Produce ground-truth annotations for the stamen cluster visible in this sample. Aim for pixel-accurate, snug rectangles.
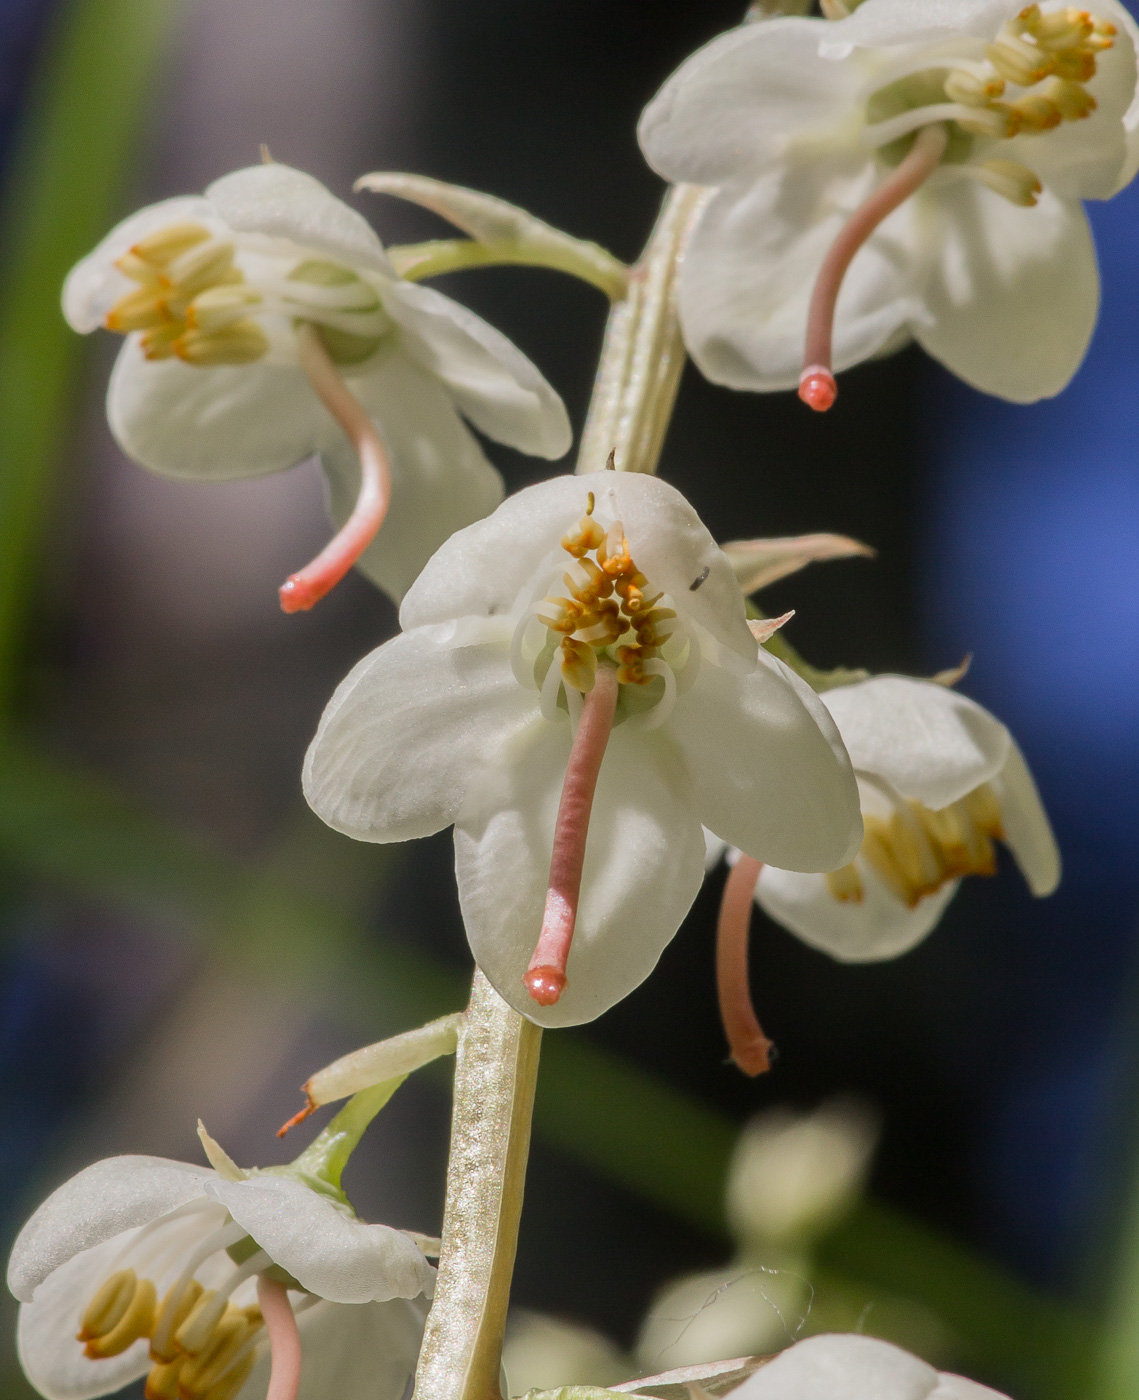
[536,494,677,694]
[826,783,1004,908]
[106,223,268,366]
[78,1260,264,1400]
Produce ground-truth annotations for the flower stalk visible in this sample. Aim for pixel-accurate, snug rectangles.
[413,972,542,1400]
[576,184,706,476]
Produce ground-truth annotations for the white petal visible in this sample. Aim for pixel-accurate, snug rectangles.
[821,676,1010,809]
[380,279,570,459]
[455,719,706,1028]
[671,651,862,873]
[638,19,862,184]
[8,1156,213,1304]
[818,0,1018,57]
[755,863,959,961]
[400,472,757,662]
[704,828,728,871]
[17,1233,153,1400]
[727,1333,942,1400]
[205,1177,433,1304]
[205,164,393,275]
[915,184,1099,403]
[62,196,220,333]
[991,738,1060,895]
[1096,0,1139,193]
[933,1377,1010,1400]
[323,352,504,602]
[679,169,926,392]
[106,349,322,480]
[303,627,535,844]
[238,1296,427,1400]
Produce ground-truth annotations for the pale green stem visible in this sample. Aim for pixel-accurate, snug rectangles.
[413,972,542,1400]
[575,184,707,476]
[389,238,628,301]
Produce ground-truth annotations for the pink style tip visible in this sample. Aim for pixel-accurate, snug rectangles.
[798,367,837,412]
[279,574,325,613]
[523,965,568,1006]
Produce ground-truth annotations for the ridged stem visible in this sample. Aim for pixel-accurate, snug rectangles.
[412,972,542,1400]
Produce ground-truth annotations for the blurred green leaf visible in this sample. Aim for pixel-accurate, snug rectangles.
[0,0,178,715]
[0,737,1098,1396]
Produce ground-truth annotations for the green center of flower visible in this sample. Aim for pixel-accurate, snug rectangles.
[825,781,1005,907]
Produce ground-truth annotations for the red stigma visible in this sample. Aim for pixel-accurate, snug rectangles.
[278,574,324,613]
[523,965,568,1006]
[798,368,837,413]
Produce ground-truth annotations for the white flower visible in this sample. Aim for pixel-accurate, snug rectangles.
[639,0,1139,406]
[711,675,1059,964]
[7,1152,434,1400]
[722,1333,1009,1400]
[63,162,570,604]
[303,472,862,1027]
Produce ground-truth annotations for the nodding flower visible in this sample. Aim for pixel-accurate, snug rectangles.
[62,162,569,609]
[639,0,1139,407]
[706,674,1058,1073]
[8,1114,434,1400]
[303,471,862,1028]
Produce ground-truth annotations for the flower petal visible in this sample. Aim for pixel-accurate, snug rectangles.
[303,626,535,844]
[727,1333,944,1400]
[821,676,1010,809]
[400,472,757,662]
[755,864,959,961]
[454,719,706,1027]
[237,1296,427,1400]
[322,352,504,602]
[62,196,220,333]
[17,1232,154,1400]
[638,19,862,184]
[8,1156,212,1304]
[106,349,322,480]
[915,184,1098,403]
[679,169,926,392]
[671,650,862,873]
[991,738,1060,895]
[817,0,1017,57]
[379,277,570,458]
[205,164,393,275]
[205,1177,434,1303]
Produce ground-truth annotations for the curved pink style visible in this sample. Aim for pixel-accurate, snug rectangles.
[279,325,393,612]
[524,663,620,1006]
[716,854,773,1077]
[256,1277,302,1400]
[799,123,949,413]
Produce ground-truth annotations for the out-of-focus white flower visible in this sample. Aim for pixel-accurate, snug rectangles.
[726,1100,879,1248]
[639,0,1139,406]
[637,1102,878,1371]
[718,1333,1008,1400]
[63,162,569,605]
[304,472,861,1027]
[709,675,1059,968]
[502,1310,634,1395]
[8,1132,432,1400]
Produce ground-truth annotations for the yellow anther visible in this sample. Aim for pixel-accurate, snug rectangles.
[1052,46,1098,78]
[174,322,269,366]
[164,241,239,300]
[945,68,1006,105]
[186,286,263,334]
[79,1270,136,1342]
[1040,76,1097,119]
[974,158,1044,205]
[560,637,598,692]
[175,1290,222,1355]
[561,513,605,557]
[105,286,175,333]
[1012,92,1065,130]
[140,322,185,361]
[151,1279,204,1363]
[130,222,212,269]
[200,1352,256,1400]
[146,1358,186,1400]
[82,1276,157,1359]
[825,862,865,904]
[963,781,1004,836]
[178,1310,252,1397]
[955,103,1021,138]
[986,34,1056,86]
